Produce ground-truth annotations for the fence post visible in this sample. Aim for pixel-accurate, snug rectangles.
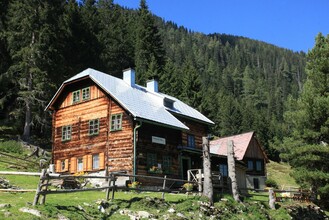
[33,169,46,206]
[111,174,116,201]
[162,175,167,200]
[106,173,113,201]
[198,169,202,196]
[269,189,276,209]
[40,172,50,205]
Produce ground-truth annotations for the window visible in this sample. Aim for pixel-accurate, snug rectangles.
[89,119,99,135]
[163,156,172,173]
[247,160,254,171]
[111,114,122,131]
[163,98,174,109]
[256,160,262,172]
[219,164,228,177]
[62,125,72,141]
[92,154,99,169]
[77,158,83,172]
[187,135,195,148]
[147,153,157,168]
[82,87,90,100]
[61,160,66,171]
[72,90,80,103]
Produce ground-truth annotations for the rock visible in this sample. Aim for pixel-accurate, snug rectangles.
[77,205,84,211]
[176,212,187,219]
[19,207,42,217]
[168,208,175,213]
[0,204,11,208]
[4,211,11,217]
[137,210,152,218]
[57,213,69,220]
[98,205,105,213]
[83,202,91,207]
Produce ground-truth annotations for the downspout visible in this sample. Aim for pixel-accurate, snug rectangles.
[133,120,142,181]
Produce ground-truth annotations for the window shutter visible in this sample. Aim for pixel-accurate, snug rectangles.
[83,155,88,171]
[99,152,105,170]
[56,160,61,172]
[64,159,69,171]
[87,155,93,171]
[70,157,77,173]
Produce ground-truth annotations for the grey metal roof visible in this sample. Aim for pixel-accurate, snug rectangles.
[46,68,214,130]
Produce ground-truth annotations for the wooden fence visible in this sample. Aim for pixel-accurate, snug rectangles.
[32,169,200,206]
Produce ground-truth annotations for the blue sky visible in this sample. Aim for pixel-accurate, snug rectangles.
[114,0,329,52]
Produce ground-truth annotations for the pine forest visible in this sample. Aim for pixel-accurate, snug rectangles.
[0,0,328,206]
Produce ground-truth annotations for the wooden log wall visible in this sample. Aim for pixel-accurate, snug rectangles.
[136,123,181,184]
[107,99,134,173]
[179,117,208,149]
[52,80,134,174]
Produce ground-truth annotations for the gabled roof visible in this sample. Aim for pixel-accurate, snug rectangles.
[209,131,268,161]
[46,68,214,130]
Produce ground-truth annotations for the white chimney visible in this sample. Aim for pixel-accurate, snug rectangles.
[123,68,135,86]
[146,79,158,93]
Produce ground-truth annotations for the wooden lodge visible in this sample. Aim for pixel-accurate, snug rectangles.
[46,68,215,185]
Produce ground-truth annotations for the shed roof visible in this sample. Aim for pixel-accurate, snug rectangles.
[210,131,267,161]
[46,68,214,130]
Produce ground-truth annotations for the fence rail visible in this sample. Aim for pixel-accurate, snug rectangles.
[32,170,201,206]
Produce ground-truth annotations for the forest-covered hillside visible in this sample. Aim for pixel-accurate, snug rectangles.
[1,0,328,208]
[0,0,306,150]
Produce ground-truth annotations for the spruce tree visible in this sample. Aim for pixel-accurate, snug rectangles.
[282,33,329,205]
[6,0,64,141]
[135,0,165,84]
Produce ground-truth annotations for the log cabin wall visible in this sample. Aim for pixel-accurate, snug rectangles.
[136,123,181,184]
[52,79,134,174]
[107,99,134,173]
[244,137,267,176]
[179,117,208,149]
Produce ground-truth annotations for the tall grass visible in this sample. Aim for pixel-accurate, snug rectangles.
[0,140,23,154]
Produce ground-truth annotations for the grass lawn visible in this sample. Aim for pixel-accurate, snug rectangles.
[266,160,299,189]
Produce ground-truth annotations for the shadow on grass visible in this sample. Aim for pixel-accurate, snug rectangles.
[55,205,93,220]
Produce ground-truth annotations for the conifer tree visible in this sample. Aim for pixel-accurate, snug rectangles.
[135,0,165,84]
[282,33,329,204]
[6,0,64,141]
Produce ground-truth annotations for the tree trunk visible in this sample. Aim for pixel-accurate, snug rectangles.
[22,74,32,142]
[227,140,241,202]
[202,136,213,205]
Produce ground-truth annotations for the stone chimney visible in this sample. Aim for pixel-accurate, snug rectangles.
[146,79,158,93]
[123,68,135,87]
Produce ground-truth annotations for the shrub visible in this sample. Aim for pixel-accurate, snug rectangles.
[0,140,23,154]
[265,178,279,189]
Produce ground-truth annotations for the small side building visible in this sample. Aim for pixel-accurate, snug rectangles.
[210,131,269,190]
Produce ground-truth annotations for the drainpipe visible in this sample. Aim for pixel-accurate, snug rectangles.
[133,120,142,181]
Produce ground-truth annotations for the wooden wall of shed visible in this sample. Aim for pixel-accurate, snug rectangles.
[244,137,265,160]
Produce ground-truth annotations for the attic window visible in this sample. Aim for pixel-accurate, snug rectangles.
[72,90,80,103]
[163,98,174,109]
[82,87,90,100]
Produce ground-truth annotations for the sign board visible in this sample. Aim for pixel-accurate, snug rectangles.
[152,136,166,145]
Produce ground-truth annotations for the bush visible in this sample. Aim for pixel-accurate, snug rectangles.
[0,140,23,154]
[265,178,279,189]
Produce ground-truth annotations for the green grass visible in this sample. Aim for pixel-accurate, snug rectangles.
[267,160,299,189]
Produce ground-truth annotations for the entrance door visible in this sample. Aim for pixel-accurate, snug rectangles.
[181,157,191,180]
